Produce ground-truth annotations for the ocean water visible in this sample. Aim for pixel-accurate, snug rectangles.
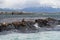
[0,14,60,40]
[0,14,60,23]
[0,31,60,40]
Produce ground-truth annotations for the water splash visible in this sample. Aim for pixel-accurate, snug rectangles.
[33,23,40,29]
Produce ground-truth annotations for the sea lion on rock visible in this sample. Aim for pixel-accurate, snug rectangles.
[45,18,57,25]
[42,20,49,26]
[12,20,27,29]
[12,21,21,29]
[12,19,28,32]
[35,19,50,27]
[0,22,11,31]
[20,19,26,26]
[35,19,45,27]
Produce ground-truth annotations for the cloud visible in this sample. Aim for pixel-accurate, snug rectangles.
[0,0,60,8]
[39,0,60,8]
[1,0,26,8]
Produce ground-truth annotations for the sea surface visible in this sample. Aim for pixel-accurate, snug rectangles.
[0,31,60,40]
[0,13,60,40]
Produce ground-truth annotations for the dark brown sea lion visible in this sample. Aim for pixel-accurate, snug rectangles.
[0,22,11,31]
[12,20,26,29]
[12,21,21,29]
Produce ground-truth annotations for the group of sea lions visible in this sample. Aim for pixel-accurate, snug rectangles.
[0,18,59,32]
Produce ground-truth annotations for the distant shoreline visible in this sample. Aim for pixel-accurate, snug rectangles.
[0,11,60,15]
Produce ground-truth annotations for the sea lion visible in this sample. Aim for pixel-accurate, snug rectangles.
[35,19,50,27]
[12,21,21,29]
[0,22,11,31]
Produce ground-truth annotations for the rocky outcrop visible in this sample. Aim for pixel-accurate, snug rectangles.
[35,19,50,27]
[0,18,59,32]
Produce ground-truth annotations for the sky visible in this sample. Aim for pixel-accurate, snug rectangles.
[0,0,60,9]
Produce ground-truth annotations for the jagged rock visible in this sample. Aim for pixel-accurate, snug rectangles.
[26,21,37,30]
[35,19,50,27]
[0,18,58,32]
[45,18,57,25]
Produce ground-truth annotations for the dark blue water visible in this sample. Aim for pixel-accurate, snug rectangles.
[0,14,60,19]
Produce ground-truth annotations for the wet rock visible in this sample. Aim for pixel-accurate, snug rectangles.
[0,18,58,32]
[45,18,56,21]
[26,21,37,30]
[35,19,50,27]
[57,20,60,25]
[45,18,57,26]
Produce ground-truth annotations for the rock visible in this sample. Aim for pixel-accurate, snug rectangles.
[45,18,57,26]
[35,19,50,27]
[45,18,56,21]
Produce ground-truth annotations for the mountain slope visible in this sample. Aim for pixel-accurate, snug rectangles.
[0,7,60,12]
[21,7,60,12]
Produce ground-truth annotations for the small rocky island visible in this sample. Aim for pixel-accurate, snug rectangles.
[0,17,60,33]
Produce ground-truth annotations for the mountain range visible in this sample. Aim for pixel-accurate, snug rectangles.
[0,7,60,12]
